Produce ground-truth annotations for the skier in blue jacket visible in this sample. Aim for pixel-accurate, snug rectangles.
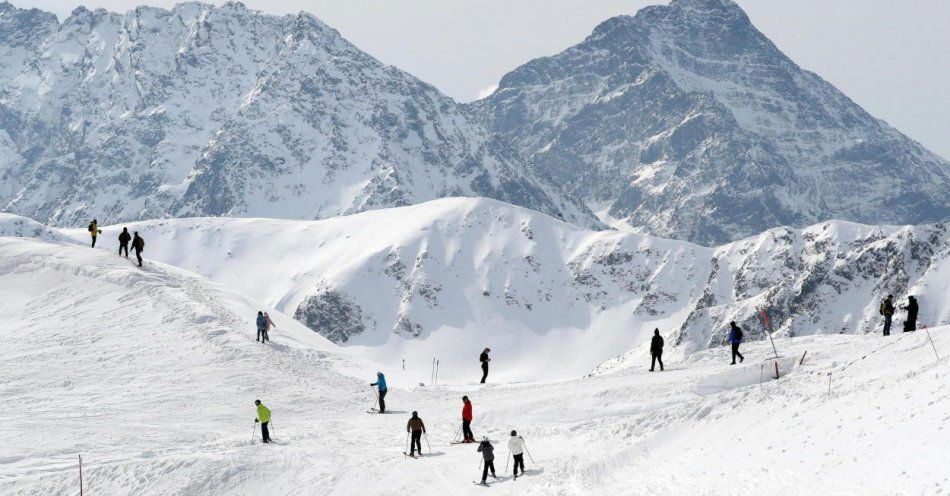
[371,372,388,413]
[728,321,745,364]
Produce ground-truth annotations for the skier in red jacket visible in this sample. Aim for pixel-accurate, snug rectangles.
[461,396,475,443]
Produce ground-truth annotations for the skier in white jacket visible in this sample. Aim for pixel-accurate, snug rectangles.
[508,430,526,478]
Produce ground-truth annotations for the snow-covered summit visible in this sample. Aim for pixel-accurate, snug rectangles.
[0,1,598,229]
[469,0,950,245]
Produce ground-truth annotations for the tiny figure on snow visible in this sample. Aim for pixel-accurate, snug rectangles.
[479,348,491,384]
[879,294,895,336]
[650,328,664,372]
[508,430,526,478]
[88,219,102,248]
[728,321,744,365]
[477,436,497,484]
[118,227,131,258]
[130,231,145,267]
[370,372,387,413]
[903,296,919,332]
[406,411,426,457]
[461,396,475,442]
[254,399,271,444]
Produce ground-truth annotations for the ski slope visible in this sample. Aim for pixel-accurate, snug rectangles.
[2,234,949,494]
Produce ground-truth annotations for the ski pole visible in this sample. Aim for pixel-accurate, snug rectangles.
[270,421,276,440]
[505,450,510,473]
[453,425,463,443]
[524,442,536,463]
[424,432,432,454]
[251,422,257,444]
[405,432,410,455]
[371,385,379,411]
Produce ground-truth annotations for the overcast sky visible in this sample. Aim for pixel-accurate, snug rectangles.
[16,0,950,159]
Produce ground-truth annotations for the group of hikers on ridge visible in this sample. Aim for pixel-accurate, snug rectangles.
[879,294,919,336]
[88,219,146,267]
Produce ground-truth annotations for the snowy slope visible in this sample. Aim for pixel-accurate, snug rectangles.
[41,197,950,382]
[0,1,597,229]
[468,0,950,245]
[2,235,949,494]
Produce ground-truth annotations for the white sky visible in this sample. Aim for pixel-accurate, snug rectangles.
[15,0,950,159]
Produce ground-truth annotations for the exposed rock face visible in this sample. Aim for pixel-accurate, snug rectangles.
[469,0,950,245]
[0,2,598,229]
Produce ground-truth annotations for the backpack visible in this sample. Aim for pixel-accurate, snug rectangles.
[879,302,885,316]
[88,222,95,233]
[733,326,743,342]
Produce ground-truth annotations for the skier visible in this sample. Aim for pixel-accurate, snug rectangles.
[649,328,664,372]
[117,227,131,258]
[477,437,497,485]
[406,411,426,457]
[880,294,895,336]
[461,396,475,442]
[264,312,276,340]
[728,321,744,364]
[479,348,491,384]
[253,399,271,444]
[508,430,526,478]
[88,219,102,248]
[903,296,919,332]
[130,231,145,267]
[370,372,387,413]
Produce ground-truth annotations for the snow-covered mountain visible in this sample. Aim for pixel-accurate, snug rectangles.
[32,198,949,380]
[468,0,950,245]
[0,1,597,229]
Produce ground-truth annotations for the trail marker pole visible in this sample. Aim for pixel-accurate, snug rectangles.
[79,455,84,496]
[759,363,764,386]
[799,350,808,366]
[828,373,832,395]
[435,360,440,385]
[773,361,780,380]
[759,307,779,359]
[924,326,940,360]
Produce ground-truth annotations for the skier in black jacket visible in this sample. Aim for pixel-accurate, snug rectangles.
[903,296,919,332]
[880,295,895,336]
[479,348,491,384]
[131,232,145,267]
[118,227,131,258]
[650,328,664,371]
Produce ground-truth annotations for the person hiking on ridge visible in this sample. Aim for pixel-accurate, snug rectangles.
[650,328,664,372]
[477,436,497,484]
[406,411,426,457]
[461,396,475,442]
[903,296,919,332]
[728,321,744,365]
[263,312,276,342]
[508,430,526,478]
[370,372,387,413]
[88,219,102,248]
[880,294,895,336]
[130,231,145,267]
[118,227,131,258]
[253,399,271,444]
[479,348,491,384]
[256,311,267,342]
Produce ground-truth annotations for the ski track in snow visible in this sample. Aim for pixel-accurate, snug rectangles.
[2,235,950,494]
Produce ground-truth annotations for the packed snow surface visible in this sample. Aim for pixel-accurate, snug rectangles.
[3,202,950,494]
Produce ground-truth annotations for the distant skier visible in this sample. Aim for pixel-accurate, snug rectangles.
[117,227,131,258]
[903,296,919,332]
[650,328,664,372]
[477,437,497,484]
[508,430,526,478]
[461,396,475,442]
[880,294,895,336]
[264,312,276,340]
[406,411,426,457]
[253,399,271,444]
[256,311,268,342]
[88,219,102,248]
[371,372,387,413]
[130,231,145,267]
[728,321,744,365]
[479,348,491,384]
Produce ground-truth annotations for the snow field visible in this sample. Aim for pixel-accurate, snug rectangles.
[3,235,949,494]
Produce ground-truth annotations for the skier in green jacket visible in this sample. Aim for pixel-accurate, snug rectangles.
[254,399,272,443]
